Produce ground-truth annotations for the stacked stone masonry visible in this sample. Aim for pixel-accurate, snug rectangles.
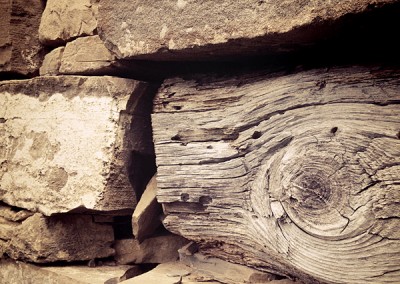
[0,0,399,283]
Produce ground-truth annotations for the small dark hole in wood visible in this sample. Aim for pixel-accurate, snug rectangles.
[173,105,182,110]
[162,102,169,108]
[252,131,262,139]
[330,127,338,134]
[181,193,189,202]
[171,134,181,141]
[206,145,213,149]
[397,131,400,139]
[317,80,326,90]
[199,196,212,205]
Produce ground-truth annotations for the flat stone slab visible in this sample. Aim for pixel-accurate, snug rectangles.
[97,0,396,60]
[0,259,134,284]
[59,35,116,75]
[5,213,114,263]
[0,76,151,215]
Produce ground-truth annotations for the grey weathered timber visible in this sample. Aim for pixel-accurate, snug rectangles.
[152,67,400,283]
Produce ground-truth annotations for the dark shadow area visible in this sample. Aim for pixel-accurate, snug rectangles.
[113,215,133,240]
[0,72,30,81]
[108,1,400,81]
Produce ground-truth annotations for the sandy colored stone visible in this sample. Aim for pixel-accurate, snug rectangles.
[6,213,114,263]
[0,0,45,75]
[59,35,116,75]
[114,234,189,264]
[122,262,192,284]
[179,250,278,284]
[98,0,396,60]
[39,47,64,76]
[0,76,151,215]
[39,0,98,46]
[0,216,18,240]
[0,259,134,284]
[132,174,163,241]
[0,202,34,222]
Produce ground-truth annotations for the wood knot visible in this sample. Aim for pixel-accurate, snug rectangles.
[294,174,332,210]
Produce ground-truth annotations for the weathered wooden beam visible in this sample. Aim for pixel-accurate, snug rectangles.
[152,67,400,283]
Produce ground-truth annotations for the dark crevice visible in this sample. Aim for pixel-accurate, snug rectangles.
[112,215,133,240]
[104,1,400,81]
[129,151,157,201]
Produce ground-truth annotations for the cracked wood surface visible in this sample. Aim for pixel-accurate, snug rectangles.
[152,67,400,283]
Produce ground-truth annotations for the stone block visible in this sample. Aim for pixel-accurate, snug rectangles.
[180,252,278,284]
[132,174,162,241]
[0,202,34,222]
[0,259,134,284]
[97,0,397,60]
[59,35,116,75]
[114,234,189,264]
[122,262,192,284]
[39,47,64,76]
[0,0,45,75]
[0,76,151,215]
[6,213,114,263]
[39,0,98,46]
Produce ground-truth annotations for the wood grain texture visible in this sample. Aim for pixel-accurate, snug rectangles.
[152,67,400,283]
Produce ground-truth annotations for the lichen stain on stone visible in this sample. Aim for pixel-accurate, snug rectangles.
[0,131,25,162]
[27,131,60,161]
[44,167,68,192]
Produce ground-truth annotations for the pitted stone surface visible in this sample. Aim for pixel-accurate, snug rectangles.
[0,0,45,75]
[5,213,114,263]
[39,0,98,46]
[0,76,149,215]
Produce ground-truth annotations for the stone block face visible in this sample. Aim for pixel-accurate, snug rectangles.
[0,259,134,284]
[97,0,396,60]
[0,76,150,215]
[132,175,162,241]
[59,35,116,75]
[6,213,114,263]
[39,0,98,46]
[114,234,189,264]
[39,47,64,76]
[0,0,45,75]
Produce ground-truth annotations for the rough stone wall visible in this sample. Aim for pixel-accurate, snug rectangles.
[0,0,399,283]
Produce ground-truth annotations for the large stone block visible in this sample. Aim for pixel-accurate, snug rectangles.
[0,76,152,215]
[0,0,45,75]
[97,0,397,60]
[39,0,98,46]
[5,213,114,263]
